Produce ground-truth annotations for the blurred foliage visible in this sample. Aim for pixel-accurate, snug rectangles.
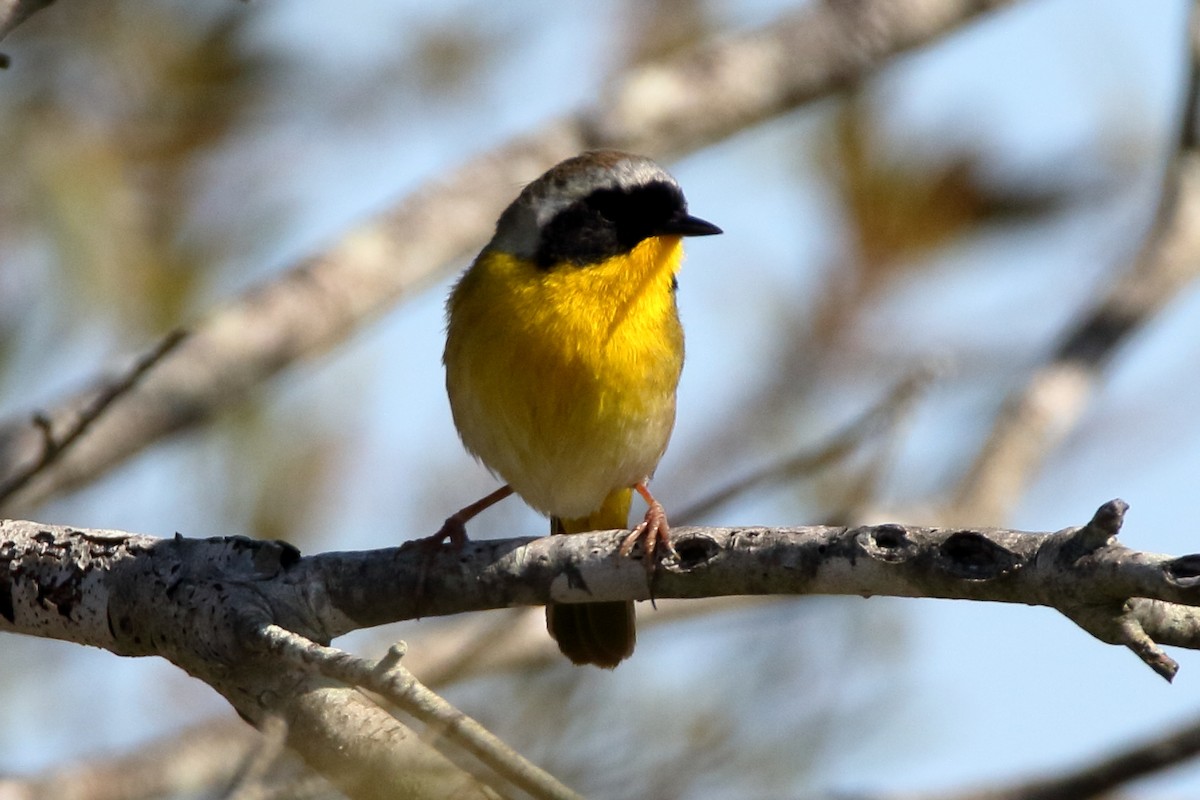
[826,94,1077,280]
[1,4,273,337]
[404,16,509,102]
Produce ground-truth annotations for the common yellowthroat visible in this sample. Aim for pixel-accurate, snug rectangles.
[442,151,721,668]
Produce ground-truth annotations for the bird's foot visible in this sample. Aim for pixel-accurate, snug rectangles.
[619,500,674,568]
[406,517,470,617]
[405,484,514,615]
[620,482,676,583]
[620,498,674,608]
[419,514,470,551]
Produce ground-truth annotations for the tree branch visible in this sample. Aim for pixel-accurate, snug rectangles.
[0,0,1020,515]
[5,500,1198,795]
[0,526,496,799]
[0,329,186,506]
[257,628,583,800]
[2,499,1196,689]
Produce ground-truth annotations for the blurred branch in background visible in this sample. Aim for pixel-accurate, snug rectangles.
[15,695,1200,800]
[675,365,938,523]
[909,711,1200,800]
[0,5,273,340]
[0,0,1021,516]
[0,0,53,58]
[948,0,1200,526]
[0,717,341,800]
[820,92,1092,318]
[0,329,185,505]
[0,718,272,800]
[14,633,1200,800]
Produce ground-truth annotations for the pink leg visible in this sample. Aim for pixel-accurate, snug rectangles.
[619,481,676,576]
[410,484,514,613]
[422,484,515,549]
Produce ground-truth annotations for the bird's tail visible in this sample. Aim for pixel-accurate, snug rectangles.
[546,487,635,668]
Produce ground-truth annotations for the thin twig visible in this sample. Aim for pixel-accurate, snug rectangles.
[256,625,584,800]
[676,366,936,523]
[223,715,290,800]
[0,328,188,505]
[925,712,1200,800]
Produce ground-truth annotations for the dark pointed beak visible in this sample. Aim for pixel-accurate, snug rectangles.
[657,213,723,237]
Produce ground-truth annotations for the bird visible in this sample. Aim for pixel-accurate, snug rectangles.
[440,150,721,668]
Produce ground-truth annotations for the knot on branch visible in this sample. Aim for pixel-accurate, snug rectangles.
[856,524,916,563]
[672,533,721,569]
[937,531,1021,580]
[192,534,302,574]
[1164,555,1200,588]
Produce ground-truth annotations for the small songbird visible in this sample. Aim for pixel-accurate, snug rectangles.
[441,150,721,668]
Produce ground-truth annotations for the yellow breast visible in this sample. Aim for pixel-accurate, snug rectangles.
[444,236,685,518]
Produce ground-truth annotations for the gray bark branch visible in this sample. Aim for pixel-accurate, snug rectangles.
[2,499,1195,682]
[0,525,496,800]
[3,499,1195,795]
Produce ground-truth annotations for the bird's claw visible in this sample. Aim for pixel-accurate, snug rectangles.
[426,515,470,551]
[619,500,675,578]
[408,516,471,616]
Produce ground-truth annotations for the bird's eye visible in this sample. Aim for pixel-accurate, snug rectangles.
[586,191,625,225]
